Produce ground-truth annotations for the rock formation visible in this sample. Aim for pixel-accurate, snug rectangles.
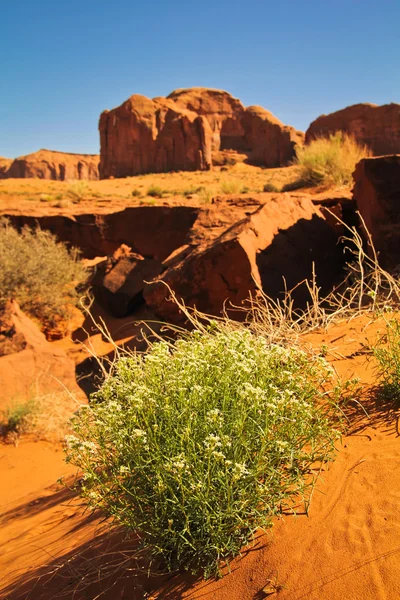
[0,149,99,180]
[93,245,162,317]
[99,88,303,178]
[353,155,400,269]
[306,103,400,155]
[0,300,82,404]
[144,195,342,323]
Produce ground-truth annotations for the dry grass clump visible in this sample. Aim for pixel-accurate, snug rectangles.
[66,181,89,202]
[220,179,246,194]
[295,132,371,187]
[1,392,80,444]
[0,219,88,326]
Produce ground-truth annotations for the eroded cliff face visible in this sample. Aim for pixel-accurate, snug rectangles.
[353,155,400,269]
[306,103,400,155]
[99,94,213,178]
[0,149,99,180]
[99,87,303,178]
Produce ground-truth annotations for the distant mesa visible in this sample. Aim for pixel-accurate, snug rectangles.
[306,103,400,155]
[0,149,99,181]
[99,87,304,178]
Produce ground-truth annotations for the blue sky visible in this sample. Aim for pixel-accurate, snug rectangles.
[1,0,399,158]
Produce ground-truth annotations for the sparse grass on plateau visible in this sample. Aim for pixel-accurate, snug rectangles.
[0,219,88,326]
[147,185,166,198]
[294,132,371,187]
[220,179,245,194]
[66,181,89,202]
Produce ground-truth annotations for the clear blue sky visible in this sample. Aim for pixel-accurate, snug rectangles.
[1,0,399,158]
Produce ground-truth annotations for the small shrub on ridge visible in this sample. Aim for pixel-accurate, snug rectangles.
[295,132,371,186]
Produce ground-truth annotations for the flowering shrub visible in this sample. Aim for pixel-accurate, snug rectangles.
[66,327,344,577]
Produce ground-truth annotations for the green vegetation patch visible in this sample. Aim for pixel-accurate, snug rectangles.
[66,326,346,577]
[0,219,88,326]
[295,132,371,186]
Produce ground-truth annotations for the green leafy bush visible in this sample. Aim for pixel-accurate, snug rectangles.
[66,326,344,577]
[0,219,88,325]
[295,132,371,186]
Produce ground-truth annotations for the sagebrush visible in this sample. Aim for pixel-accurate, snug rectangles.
[0,219,88,325]
[295,132,371,186]
[66,325,349,577]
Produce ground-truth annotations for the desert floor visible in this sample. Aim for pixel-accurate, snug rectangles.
[1,312,399,600]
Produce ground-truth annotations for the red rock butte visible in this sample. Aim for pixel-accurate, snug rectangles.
[306,102,400,155]
[0,149,99,180]
[98,87,304,178]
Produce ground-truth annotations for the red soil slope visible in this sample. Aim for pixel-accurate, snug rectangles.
[1,314,400,600]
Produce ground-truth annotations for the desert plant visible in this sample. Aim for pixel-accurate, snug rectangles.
[66,181,89,202]
[220,180,245,194]
[0,400,36,438]
[40,193,55,202]
[131,189,143,198]
[263,182,280,193]
[65,324,348,577]
[147,185,165,198]
[373,319,400,401]
[182,186,205,197]
[294,132,371,187]
[0,219,88,325]
[198,187,213,204]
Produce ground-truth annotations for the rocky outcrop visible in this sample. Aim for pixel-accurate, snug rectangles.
[0,157,12,177]
[99,94,213,178]
[3,197,264,259]
[0,149,99,180]
[99,87,303,177]
[93,245,162,317]
[5,206,202,259]
[242,105,304,167]
[144,195,342,323]
[353,155,400,269]
[306,103,400,155]
[0,301,82,405]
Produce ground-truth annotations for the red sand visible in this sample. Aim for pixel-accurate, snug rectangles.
[1,315,400,599]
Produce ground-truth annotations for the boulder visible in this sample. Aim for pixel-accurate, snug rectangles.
[144,195,342,323]
[353,155,400,269]
[93,245,163,317]
[0,301,82,407]
[99,87,303,177]
[0,149,99,180]
[306,103,400,155]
